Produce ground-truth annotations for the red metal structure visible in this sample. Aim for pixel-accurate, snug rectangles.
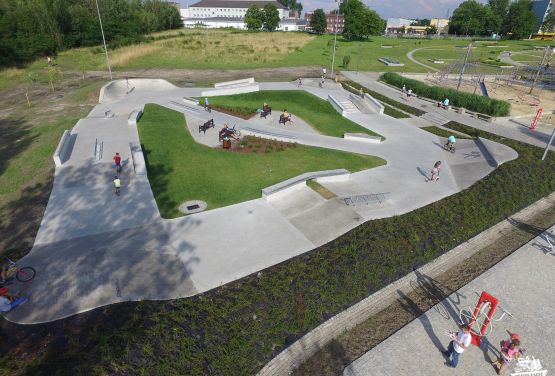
[468,291,499,346]
[531,108,543,130]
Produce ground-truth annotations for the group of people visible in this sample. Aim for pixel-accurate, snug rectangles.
[444,326,523,375]
[427,135,457,182]
[401,84,413,101]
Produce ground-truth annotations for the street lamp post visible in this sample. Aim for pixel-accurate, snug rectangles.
[331,0,341,79]
[95,0,113,80]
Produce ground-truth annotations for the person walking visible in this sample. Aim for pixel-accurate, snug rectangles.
[443,324,472,368]
[113,152,122,174]
[430,161,441,182]
[407,88,412,102]
[114,175,121,196]
[204,97,211,112]
[492,332,522,375]
[322,67,327,78]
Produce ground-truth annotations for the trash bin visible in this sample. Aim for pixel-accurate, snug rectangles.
[223,139,231,149]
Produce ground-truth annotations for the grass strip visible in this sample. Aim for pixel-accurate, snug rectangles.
[138,104,384,217]
[205,90,383,139]
[2,123,554,375]
[341,80,425,116]
[420,126,474,139]
[380,72,511,117]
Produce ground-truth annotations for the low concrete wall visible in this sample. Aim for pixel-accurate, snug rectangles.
[129,142,147,175]
[364,93,384,115]
[201,84,259,97]
[257,191,555,376]
[127,109,143,126]
[241,127,298,143]
[53,130,71,167]
[214,77,255,88]
[262,169,349,200]
[343,133,382,144]
[348,94,384,115]
[98,81,114,103]
[328,94,347,117]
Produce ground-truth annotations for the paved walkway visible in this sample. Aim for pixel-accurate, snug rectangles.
[344,225,555,376]
[6,78,517,324]
[406,48,440,72]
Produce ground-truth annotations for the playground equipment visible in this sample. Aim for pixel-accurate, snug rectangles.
[458,291,512,346]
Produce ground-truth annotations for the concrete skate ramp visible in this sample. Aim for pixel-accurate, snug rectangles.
[99,79,177,103]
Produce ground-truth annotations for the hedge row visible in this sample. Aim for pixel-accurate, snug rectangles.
[341,80,425,116]
[380,72,511,117]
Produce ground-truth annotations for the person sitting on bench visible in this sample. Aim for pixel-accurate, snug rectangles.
[280,109,292,124]
[261,103,271,118]
[219,123,238,140]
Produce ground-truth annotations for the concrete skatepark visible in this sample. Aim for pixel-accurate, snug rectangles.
[5,75,520,324]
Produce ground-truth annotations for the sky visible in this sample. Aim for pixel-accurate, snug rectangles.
[176,0,487,19]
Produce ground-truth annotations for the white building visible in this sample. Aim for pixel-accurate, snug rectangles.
[188,0,289,20]
[182,0,306,31]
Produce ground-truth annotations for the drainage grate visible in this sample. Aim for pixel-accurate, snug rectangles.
[187,204,200,210]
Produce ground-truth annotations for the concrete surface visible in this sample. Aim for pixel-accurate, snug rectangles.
[344,225,555,376]
[7,76,520,324]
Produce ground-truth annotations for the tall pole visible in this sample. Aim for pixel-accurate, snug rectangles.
[95,0,113,81]
[457,43,472,90]
[331,1,340,79]
[541,127,555,161]
[529,46,550,94]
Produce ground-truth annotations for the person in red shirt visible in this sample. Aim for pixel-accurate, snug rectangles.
[113,152,122,173]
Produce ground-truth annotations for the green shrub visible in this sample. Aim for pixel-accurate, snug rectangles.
[342,55,350,67]
[380,72,511,116]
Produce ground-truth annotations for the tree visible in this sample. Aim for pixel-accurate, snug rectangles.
[263,4,280,32]
[342,0,385,40]
[542,9,555,32]
[503,0,536,39]
[488,0,509,30]
[310,8,327,34]
[448,0,499,35]
[427,25,438,35]
[46,66,62,92]
[245,5,264,30]
[279,0,303,12]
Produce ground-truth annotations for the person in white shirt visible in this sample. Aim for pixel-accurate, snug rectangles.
[443,324,472,368]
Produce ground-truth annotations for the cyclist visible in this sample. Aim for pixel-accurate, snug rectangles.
[442,98,450,109]
[0,291,27,312]
[446,135,456,150]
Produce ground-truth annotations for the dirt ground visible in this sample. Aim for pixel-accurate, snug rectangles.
[293,201,555,376]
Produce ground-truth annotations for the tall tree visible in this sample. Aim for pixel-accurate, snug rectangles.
[279,0,303,12]
[342,0,385,40]
[448,0,499,35]
[542,9,555,32]
[245,5,264,30]
[503,0,536,38]
[488,0,509,30]
[263,4,280,32]
[310,8,327,34]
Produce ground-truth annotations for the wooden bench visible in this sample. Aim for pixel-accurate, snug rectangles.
[279,114,291,125]
[261,107,272,118]
[199,119,214,134]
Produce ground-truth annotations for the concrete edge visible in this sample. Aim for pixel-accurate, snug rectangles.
[53,130,71,167]
[364,93,385,115]
[343,133,382,144]
[127,108,144,126]
[256,191,555,376]
[214,77,255,88]
[98,81,114,103]
[129,142,147,175]
[201,84,259,97]
[262,169,350,200]
[328,94,346,117]
[476,136,499,168]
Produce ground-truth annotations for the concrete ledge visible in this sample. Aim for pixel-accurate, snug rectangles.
[257,191,555,376]
[364,93,384,115]
[378,57,405,66]
[129,142,147,175]
[343,133,382,144]
[201,84,259,97]
[315,173,350,184]
[214,77,255,88]
[262,169,350,201]
[98,81,114,103]
[127,109,143,126]
[328,94,347,117]
[53,130,71,167]
[241,127,298,143]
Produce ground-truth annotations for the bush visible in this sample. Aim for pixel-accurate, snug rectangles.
[342,55,350,68]
[380,72,511,117]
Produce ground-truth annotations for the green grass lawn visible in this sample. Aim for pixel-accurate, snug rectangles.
[138,104,384,217]
[206,90,383,138]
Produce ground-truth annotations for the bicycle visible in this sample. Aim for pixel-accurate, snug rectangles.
[443,142,456,154]
[219,124,241,141]
[1,258,36,285]
[458,291,512,337]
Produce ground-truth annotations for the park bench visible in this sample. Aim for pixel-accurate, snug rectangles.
[279,114,291,125]
[261,106,272,118]
[199,119,214,134]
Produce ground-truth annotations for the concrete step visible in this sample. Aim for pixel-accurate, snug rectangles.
[338,100,359,114]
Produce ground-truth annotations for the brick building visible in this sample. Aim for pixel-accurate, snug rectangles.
[304,12,344,33]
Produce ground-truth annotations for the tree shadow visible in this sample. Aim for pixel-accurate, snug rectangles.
[505,217,545,237]
[0,117,37,176]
